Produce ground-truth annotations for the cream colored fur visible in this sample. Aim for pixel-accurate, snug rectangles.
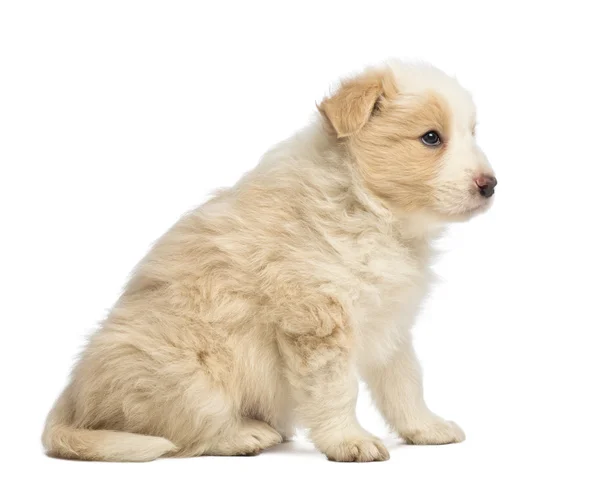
[43,59,495,462]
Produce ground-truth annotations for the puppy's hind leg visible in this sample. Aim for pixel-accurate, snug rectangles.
[165,368,281,456]
[179,418,283,457]
[209,418,283,456]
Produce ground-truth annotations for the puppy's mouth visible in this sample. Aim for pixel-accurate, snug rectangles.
[462,182,496,215]
[462,197,493,216]
[434,183,496,221]
[442,197,492,221]
[464,203,486,214]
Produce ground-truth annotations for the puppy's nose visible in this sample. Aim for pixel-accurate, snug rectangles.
[475,175,497,198]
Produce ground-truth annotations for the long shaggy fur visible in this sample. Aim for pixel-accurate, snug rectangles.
[43,59,495,462]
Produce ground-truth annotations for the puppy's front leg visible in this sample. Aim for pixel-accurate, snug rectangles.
[276,298,389,462]
[363,338,465,445]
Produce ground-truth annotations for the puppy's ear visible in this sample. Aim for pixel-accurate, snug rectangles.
[319,67,397,138]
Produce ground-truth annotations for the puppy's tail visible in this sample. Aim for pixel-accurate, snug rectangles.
[42,389,177,462]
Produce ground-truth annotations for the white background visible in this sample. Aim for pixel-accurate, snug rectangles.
[1,1,599,481]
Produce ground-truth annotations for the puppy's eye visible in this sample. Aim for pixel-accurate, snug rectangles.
[421,131,441,146]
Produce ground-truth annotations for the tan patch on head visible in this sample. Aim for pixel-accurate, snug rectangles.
[318,67,399,138]
[350,92,452,211]
[321,67,453,212]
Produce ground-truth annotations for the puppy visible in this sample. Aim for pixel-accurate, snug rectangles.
[43,60,496,462]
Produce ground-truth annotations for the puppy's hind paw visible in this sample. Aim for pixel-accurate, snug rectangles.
[206,419,283,456]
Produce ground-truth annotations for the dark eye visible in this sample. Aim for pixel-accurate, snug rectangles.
[421,131,441,146]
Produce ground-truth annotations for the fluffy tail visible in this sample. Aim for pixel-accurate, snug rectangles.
[42,390,177,462]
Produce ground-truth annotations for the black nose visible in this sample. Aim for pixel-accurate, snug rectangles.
[475,175,497,198]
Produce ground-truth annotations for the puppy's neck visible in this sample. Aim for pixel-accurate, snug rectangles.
[393,211,446,242]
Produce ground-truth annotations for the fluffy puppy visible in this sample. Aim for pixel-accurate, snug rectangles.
[43,60,496,462]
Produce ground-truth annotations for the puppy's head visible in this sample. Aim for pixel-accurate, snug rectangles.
[319,60,496,222]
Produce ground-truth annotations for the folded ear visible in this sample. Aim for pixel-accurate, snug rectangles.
[318,67,398,138]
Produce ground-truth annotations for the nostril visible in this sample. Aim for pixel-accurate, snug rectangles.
[488,176,498,189]
[479,185,495,198]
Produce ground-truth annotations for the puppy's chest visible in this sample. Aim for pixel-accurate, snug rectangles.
[338,236,433,364]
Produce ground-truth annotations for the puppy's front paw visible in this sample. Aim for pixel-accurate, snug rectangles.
[402,418,465,445]
[324,436,390,462]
